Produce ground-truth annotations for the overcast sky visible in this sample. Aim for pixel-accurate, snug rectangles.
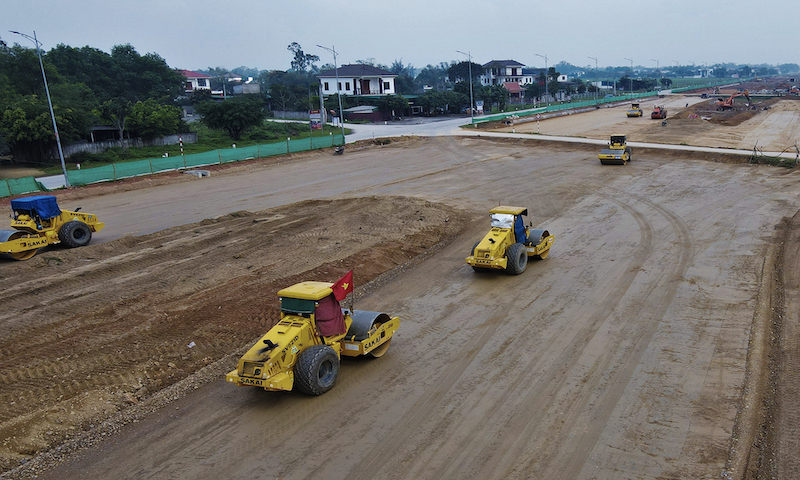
[4,0,797,72]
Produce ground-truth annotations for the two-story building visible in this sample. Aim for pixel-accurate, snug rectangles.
[179,69,212,94]
[481,60,537,86]
[317,64,397,96]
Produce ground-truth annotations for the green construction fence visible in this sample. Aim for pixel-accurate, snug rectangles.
[474,79,741,125]
[1,133,344,198]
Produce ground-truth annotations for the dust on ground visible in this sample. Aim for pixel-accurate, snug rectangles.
[0,194,469,475]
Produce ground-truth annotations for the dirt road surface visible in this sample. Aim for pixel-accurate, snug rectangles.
[2,126,800,478]
[504,96,800,154]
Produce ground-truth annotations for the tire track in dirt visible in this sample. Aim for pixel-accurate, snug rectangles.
[458,195,661,479]
[776,211,800,478]
[342,306,513,480]
[0,196,469,474]
[559,192,694,479]
[342,194,655,480]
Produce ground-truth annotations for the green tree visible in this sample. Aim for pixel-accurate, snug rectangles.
[287,42,319,72]
[100,98,132,139]
[127,99,182,139]
[447,61,482,83]
[0,91,92,162]
[524,82,542,102]
[740,65,752,77]
[660,77,673,88]
[547,67,561,99]
[109,44,184,102]
[389,60,419,94]
[376,94,408,117]
[416,62,450,91]
[48,44,116,100]
[196,95,265,140]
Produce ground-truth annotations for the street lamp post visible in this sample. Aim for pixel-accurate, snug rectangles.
[536,53,548,108]
[652,59,660,90]
[455,50,474,125]
[10,30,70,186]
[316,44,346,145]
[587,56,598,103]
[624,57,634,98]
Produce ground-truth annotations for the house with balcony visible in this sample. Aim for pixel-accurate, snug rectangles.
[481,60,537,86]
[179,69,212,94]
[317,64,397,97]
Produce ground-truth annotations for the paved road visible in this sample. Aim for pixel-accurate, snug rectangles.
[36,136,800,480]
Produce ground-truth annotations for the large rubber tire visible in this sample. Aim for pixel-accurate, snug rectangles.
[294,345,340,395]
[505,242,528,275]
[58,221,92,248]
[625,147,632,163]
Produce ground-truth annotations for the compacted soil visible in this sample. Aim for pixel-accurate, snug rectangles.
[0,130,798,479]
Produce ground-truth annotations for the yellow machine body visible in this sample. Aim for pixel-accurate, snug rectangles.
[1,195,104,260]
[626,103,643,117]
[598,134,631,165]
[465,206,555,274]
[226,281,399,395]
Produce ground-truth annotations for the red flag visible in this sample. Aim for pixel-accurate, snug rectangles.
[332,270,354,301]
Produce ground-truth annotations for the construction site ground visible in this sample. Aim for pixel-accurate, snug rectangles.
[1,93,800,480]
[501,91,800,156]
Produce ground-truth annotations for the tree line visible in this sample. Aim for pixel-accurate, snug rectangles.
[2,35,797,164]
[0,41,186,162]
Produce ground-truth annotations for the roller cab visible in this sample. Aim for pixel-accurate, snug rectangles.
[466,206,555,275]
[226,280,399,396]
[599,134,631,165]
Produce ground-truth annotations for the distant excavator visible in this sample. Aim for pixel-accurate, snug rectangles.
[716,90,751,111]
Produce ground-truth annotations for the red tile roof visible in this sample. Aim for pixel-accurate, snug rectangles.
[178,69,211,79]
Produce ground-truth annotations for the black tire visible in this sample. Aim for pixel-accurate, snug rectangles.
[58,221,92,248]
[505,242,528,275]
[294,345,340,395]
[625,146,632,163]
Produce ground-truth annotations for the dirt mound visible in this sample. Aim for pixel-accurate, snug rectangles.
[0,195,469,474]
[671,97,782,126]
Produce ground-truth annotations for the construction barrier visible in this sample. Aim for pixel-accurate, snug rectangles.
[474,91,660,125]
[1,177,44,199]
[474,79,741,125]
[1,133,344,198]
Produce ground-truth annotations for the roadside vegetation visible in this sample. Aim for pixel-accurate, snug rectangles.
[1,36,797,173]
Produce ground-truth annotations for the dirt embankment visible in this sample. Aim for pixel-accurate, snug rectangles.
[0,195,470,475]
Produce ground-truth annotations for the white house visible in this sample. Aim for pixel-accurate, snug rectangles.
[481,60,537,86]
[317,64,397,96]
[179,69,212,93]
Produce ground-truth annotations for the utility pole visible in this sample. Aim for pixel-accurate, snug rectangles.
[456,50,474,125]
[536,53,548,107]
[10,30,70,186]
[588,56,598,103]
[624,57,634,98]
[317,44,346,144]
